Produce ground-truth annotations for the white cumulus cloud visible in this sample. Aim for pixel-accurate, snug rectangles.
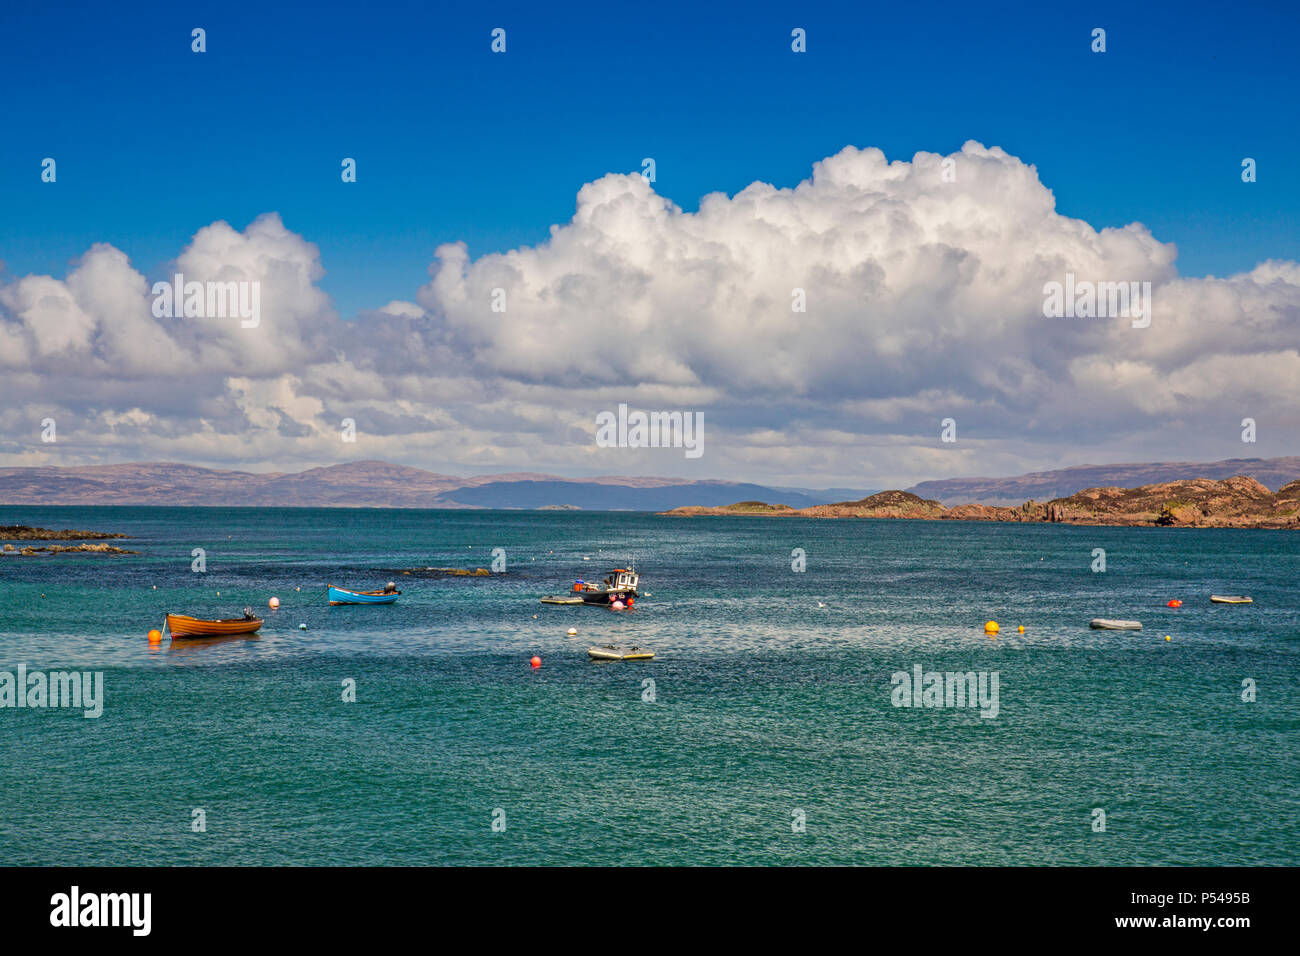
[2,142,1297,486]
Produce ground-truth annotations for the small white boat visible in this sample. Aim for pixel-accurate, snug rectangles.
[1090,619,1142,630]
[1210,595,1253,604]
[587,645,655,661]
[540,595,586,605]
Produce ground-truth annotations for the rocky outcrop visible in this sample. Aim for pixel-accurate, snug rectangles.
[2,542,138,555]
[799,490,946,519]
[907,456,1300,505]
[661,475,1300,529]
[388,567,494,577]
[0,525,127,540]
[1055,476,1291,527]
[666,501,799,516]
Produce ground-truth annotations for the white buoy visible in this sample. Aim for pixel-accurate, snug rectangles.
[567,627,578,636]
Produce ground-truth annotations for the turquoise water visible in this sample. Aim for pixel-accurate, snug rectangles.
[1,506,1297,865]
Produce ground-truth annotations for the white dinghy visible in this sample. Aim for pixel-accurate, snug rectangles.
[1090,619,1143,630]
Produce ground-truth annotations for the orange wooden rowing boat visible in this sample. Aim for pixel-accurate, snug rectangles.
[165,613,263,638]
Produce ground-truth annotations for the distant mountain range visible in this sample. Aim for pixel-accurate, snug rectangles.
[905,457,1300,506]
[2,456,1298,510]
[0,461,872,510]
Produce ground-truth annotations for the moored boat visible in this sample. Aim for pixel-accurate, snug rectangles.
[1089,618,1142,630]
[165,612,263,638]
[572,565,641,606]
[588,645,655,661]
[1210,595,1252,604]
[328,583,401,605]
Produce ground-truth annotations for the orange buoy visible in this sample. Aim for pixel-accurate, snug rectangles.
[269,596,280,609]
[1167,599,1182,608]
[147,629,162,644]
[530,656,541,669]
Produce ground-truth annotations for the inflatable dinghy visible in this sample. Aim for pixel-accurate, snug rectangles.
[1090,619,1142,630]
[1210,595,1253,604]
[587,645,655,661]
[541,595,586,605]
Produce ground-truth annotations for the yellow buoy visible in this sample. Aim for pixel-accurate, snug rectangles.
[1165,635,1171,641]
[984,620,999,634]
[1017,625,1025,633]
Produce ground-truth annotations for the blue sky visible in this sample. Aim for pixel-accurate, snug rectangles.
[2,0,1296,316]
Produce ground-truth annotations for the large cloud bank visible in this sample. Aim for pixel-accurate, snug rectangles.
[2,141,1297,485]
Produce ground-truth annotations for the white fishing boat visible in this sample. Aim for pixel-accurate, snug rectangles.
[567,563,641,606]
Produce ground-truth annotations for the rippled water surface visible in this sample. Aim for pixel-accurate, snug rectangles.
[1,506,1297,864]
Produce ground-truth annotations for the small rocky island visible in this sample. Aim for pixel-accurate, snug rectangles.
[0,525,137,555]
[662,476,1300,529]
[388,567,493,577]
[1,525,127,540]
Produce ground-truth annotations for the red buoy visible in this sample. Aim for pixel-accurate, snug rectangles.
[1167,599,1182,608]
[530,656,541,669]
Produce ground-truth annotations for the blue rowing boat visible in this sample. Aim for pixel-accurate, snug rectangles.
[328,584,401,605]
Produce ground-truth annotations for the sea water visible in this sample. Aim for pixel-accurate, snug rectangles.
[0,506,1296,865]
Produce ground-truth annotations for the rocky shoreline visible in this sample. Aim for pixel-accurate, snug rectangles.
[0,525,128,541]
[2,542,140,555]
[388,567,494,577]
[0,525,136,555]
[661,476,1300,529]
